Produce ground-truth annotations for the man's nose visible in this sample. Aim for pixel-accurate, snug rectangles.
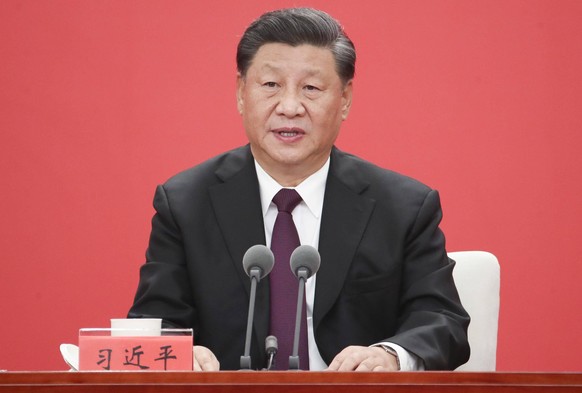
[275,88,306,117]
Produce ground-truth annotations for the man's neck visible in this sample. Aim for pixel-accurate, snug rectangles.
[251,150,331,187]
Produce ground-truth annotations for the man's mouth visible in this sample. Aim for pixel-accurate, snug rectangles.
[280,131,298,137]
[273,127,305,137]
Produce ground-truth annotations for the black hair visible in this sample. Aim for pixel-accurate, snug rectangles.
[236,8,356,84]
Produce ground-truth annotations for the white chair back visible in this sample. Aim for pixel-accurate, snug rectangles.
[449,251,500,371]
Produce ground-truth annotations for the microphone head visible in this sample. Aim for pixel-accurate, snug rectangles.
[265,335,278,354]
[242,245,274,279]
[290,245,321,279]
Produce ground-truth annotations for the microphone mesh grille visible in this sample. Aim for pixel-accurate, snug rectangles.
[242,245,275,279]
[290,245,321,278]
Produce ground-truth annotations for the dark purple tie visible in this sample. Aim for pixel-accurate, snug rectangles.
[270,188,309,370]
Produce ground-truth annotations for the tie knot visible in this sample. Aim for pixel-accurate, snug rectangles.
[272,189,302,213]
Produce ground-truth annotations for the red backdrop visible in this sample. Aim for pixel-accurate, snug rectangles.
[1,0,581,371]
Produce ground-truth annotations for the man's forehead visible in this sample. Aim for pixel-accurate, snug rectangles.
[254,42,333,56]
[257,61,326,76]
[248,43,336,74]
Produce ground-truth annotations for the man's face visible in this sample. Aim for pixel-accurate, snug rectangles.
[237,43,352,183]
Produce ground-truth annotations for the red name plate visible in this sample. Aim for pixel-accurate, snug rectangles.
[79,335,193,371]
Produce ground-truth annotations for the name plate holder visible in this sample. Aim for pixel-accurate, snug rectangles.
[78,328,193,371]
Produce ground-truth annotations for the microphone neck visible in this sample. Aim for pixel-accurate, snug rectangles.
[296,267,311,280]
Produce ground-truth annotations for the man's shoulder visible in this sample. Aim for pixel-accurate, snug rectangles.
[331,148,433,197]
[162,145,251,192]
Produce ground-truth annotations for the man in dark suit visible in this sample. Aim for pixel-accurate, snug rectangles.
[128,8,470,372]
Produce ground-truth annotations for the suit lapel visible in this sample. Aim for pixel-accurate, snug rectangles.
[208,145,270,358]
[313,148,376,331]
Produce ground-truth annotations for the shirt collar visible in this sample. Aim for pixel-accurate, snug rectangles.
[255,158,330,218]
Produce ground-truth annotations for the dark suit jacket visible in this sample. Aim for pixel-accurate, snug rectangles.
[128,145,470,370]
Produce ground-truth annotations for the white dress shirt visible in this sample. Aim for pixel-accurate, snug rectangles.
[254,159,421,371]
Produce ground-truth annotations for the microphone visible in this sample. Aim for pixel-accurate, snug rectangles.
[288,245,320,370]
[265,335,278,370]
[240,245,275,370]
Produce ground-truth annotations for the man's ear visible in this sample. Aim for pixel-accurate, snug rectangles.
[341,80,353,121]
[236,73,245,115]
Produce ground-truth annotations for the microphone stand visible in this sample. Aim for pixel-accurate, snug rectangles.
[240,266,261,370]
[289,267,308,370]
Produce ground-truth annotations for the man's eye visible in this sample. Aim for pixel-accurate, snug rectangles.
[263,82,278,88]
[304,85,320,91]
